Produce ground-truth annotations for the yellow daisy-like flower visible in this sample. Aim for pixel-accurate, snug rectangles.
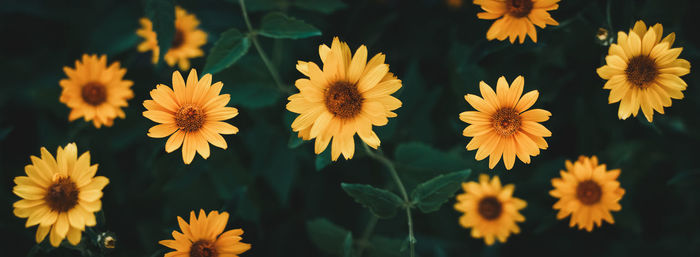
[159,210,251,257]
[12,143,109,247]
[474,0,560,43]
[454,174,526,245]
[59,54,134,128]
[286,37,402,161]
[550,156,625,231]
[136,6,207,70]
[460,76,551,170]
[596,20,691,122]
[143,69,239,165]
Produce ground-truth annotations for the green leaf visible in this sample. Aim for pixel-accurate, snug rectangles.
[315,148,331,171]
[367,236,404,257]
[0,126,13,141]
[307,218,350,255]
[343,233,353,257]
[410,169,472,213]
[216,56,281,109]
[258,12,321,39]
[395,142,470,172]
[287,134,304,148]
[203,28,251,75]
[341,183,404,219]
[293,0,347,14]
[145,0,174,64]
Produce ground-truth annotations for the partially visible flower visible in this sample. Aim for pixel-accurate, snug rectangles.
[473,0,560,43]
[136,6,207,70]
[447,0,463,8]
[12,143,109,247]
[596,20,691,122]
[460,76,551,170]
[454,174,526,245]
[143,69,239,164]
[287,37,402,161]
[59,54,134,128]
[550,156,625,231]
[159,210,251,257]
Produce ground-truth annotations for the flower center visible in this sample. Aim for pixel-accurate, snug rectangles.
[175,104,206,132]
[491,108,522,136]
[576,180,602,205]
[625,55,658,88]
[190,240,217,257]
[477,196,503,220]
[507,0,534,18]
[172,29,185,49]
[81,82,107,106]
[45,177,79,212]
[324,81,363,119]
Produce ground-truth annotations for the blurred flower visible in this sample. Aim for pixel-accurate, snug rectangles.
[59,54,134,128]
[596,21,691,122]
[473,0,560,44]
[460,76,551,170]
[137,6,207,70]
[287,37,402,161]
[143,69,239,164]
[12,143,109,247]
[447,0,463,8]
[596,27,612,46]
[454,174,526,245]
[550,156,625,231]
[159,210,251,257]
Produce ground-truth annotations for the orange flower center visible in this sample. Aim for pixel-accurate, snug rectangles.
[576,180,602,205]
[45,177,79,212]
[477,196,502,220]
[172,29,185,49]
[491,107,522,136]
[190,240,217,257]
[324,81,363,119]
[175,104,206,132]
[625,55,658,88]
[507,0,534,18]
[81,82,107,106]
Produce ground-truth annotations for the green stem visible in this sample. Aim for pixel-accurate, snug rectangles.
[238,0,291,94]
[362,143,416,257]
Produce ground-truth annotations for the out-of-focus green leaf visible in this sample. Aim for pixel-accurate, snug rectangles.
[667,170,700,186]
[203,28,251,75]
[410,169,472,213]
[293,0,347,14]
[343,233,353,257]
[260,145,298,204]
[145,0,174,64]
[367,236,404,257]
[395,142,470,172]
[228,0,283,12]
[315,148,331,171]
[307,218,350,255]
[258,12,321,39]
[341,183,404,219]
[0,126,12,141]
[288,134,304,148]
[216,56,281,109]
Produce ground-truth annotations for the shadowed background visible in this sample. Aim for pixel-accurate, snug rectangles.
[1,0,700,256]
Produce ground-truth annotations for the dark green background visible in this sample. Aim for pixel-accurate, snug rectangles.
[2,0,700,256]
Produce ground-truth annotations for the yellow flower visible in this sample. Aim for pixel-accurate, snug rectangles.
[59,54,134,128]
[474,0,560,43]
[287,37,402,161]
[159,210,251,257]
[136,6,207,70]
[550,156,625,231]
[143,69,239,165]
[454,174,526,245]
[12,143,109,247]
[460,76,551,170]
[596,20,691,122]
